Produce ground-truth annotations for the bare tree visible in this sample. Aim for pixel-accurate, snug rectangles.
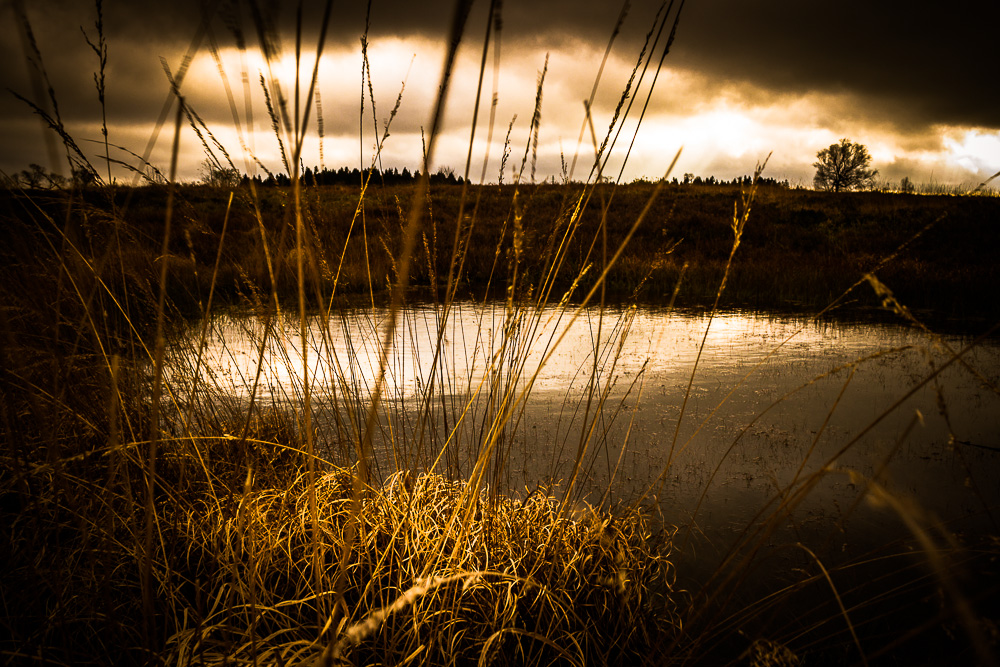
[18,163,66,189]
[199,159,242,189]
[813,138,878,192]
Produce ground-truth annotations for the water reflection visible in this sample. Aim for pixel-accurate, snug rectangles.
[171,303,1000,581]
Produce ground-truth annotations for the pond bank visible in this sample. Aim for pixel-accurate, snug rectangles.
[4,183,998,326]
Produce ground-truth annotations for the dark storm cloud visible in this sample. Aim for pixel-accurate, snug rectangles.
[312,0,1000,133]
[2,0,995,183]
[0,0,643,168]
[101,0,652,49]
[671,0,1000,131]
[0,0,630,127]
[239,0,999,132]
[11,0,993,128]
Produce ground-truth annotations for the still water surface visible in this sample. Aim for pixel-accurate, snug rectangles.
[172,302,1000,590]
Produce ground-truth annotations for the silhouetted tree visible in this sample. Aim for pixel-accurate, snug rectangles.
[200,159,242,188]
[813,138,878,192]
[71,165,98,188]
[18,163,65,189]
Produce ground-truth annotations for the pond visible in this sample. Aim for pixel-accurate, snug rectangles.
[167,300,1000,654]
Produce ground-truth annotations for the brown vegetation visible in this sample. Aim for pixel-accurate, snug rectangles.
[4,182,997,325]
[2,0,998,663]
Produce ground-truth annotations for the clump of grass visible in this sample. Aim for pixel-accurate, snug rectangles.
[164,467,679,666]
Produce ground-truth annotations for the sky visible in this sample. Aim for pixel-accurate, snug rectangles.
[1,0,998,189]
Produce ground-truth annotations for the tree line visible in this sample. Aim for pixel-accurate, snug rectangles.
[2,140,972,195]
[251,165,466,188]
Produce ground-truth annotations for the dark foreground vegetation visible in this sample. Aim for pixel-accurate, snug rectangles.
[2,174,998,666]
[0,180,684,666]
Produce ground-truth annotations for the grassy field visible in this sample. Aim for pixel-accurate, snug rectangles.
[4,181,997,323]
[0,172,692,665]
[4,171,999,667]
[2,1,999,665]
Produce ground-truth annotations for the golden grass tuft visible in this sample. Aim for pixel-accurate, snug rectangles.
[164,467,679,666]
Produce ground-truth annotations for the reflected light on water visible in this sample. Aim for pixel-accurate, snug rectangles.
[169,302,1000,584]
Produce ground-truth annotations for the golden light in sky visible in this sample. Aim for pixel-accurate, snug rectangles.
[0,0,996,190]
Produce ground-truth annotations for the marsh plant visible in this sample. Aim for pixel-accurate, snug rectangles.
[1,1,997,666]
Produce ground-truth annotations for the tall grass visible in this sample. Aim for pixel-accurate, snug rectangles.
[1,1,998,666]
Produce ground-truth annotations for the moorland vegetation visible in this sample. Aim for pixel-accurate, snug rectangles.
[2,1,998,665]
